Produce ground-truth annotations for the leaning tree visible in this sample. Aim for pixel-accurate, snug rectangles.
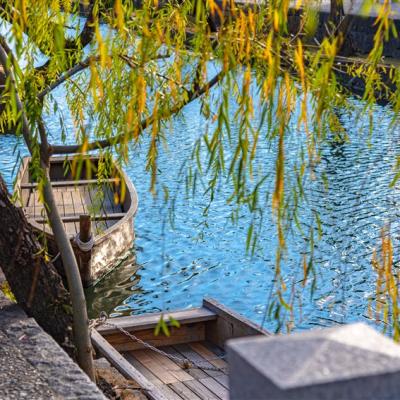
[0,0,399,378]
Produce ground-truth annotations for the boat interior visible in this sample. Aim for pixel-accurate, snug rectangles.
[17,156,131,237]
[93,298,268,400]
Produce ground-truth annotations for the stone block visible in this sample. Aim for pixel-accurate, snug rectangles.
[227,323,400,400]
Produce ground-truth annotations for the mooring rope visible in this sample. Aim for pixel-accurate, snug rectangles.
[91,312,227,372]
[74,233,95,252]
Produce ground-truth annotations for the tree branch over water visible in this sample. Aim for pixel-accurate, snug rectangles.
[50,69,226,154]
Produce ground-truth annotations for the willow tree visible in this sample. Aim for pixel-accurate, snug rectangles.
[0,0,399,377]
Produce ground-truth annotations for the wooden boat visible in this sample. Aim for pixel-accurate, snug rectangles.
[14,155,138,287]
[91,298,269,400]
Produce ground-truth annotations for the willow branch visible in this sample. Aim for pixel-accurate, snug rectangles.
[0,38,34,154]
[37,56,95,100]
[50,69,226,154]
[39,52,171,100]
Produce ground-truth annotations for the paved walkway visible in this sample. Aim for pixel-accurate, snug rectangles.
[0,290,106,399]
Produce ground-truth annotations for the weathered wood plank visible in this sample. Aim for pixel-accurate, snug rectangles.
[163,346,220,381]
[183,379,220,400]
[78,187,88,214]
[164,343,229,397]
[21,178,119,189]
[91,330,168,400]
[97,308,216,336]
[190,342,228,370]
[198,377,228,399]
[34,213,126,224]
[203,298,269,349]
[132,350,180,385]
[168,382,202,400]
[106,324,206,352]
[146,350,193,382]
[125,352,184,400]
[170,343,229,397]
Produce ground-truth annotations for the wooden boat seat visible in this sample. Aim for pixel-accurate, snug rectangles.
[20,178,119,189]
[33,213,126,224]
[22,179,125,236]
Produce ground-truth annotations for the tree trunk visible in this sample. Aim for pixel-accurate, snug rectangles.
[329,0,355,56]
[0,174,75,357]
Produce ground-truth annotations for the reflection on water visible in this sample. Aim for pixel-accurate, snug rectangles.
[1,92,400,333]
[85,249,140,319]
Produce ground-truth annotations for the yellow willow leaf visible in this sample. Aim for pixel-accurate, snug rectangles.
[95,23,107,68]
[114,0,125,32]
[294,40,305,87]
[90,63,99,105]
[80,137,89,154]
[248,10,255,36]
[20,0,28,24]
[302,254,307,286]
[273,10,279,32]
[137,75,147,114]
[120,180,126,203]
[284,73,292,117]
[272,128,285,212]
[126,100,134,127]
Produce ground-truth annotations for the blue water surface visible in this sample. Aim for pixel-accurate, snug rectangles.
[1,82,400,334]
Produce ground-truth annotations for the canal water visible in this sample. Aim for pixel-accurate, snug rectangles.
[1,84,400,334]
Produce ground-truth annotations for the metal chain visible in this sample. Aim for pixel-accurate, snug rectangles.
[91,313,227,373]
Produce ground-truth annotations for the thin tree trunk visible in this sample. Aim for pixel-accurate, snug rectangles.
[41,171,96,380]
[0,174,75,355]
[0,41,95,381]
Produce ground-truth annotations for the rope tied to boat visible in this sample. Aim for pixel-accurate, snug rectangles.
[91,312,227,373]
[74,232,94,252]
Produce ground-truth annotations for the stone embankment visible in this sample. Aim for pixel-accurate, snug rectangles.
[0,289,106,399]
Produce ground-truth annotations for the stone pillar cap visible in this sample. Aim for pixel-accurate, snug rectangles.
[227,323,400,390]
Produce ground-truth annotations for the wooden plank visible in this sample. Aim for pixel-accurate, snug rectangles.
[190,342,228,370]
[132,350,180,385]
[163,345,229,391]
[78,187,88,213]
[106,323,206,352]
[145,350,193,382]
[20,178,119,189]
[87,185,105,235]
[52,189,64,216]
[71,190,81,233]
[168,382,202,400]
[91,330,168,400]
[203,298,269,349]
[171,344,229,397]
[97,308,216,336]
[62,191,76,217]
[125,352,184,400]
[198,377,228,400]
[34,213,126,224]
[163,346,218,380]
[64,222,77,236]
[183,379,220,400]
[104,185,120,213]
